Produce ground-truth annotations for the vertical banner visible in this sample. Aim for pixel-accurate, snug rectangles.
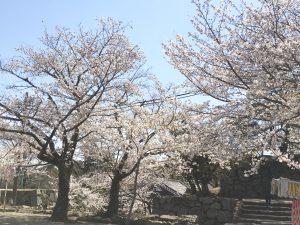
[288,182,300,198]
[292,199,300,225]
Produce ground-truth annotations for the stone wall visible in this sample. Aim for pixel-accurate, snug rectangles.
[152,196,236,225]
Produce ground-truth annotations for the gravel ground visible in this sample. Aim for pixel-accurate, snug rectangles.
[0,212,115,225]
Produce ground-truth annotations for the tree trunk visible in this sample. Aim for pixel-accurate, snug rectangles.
[194,177,202,193]
[12,175,18,206]
[3,181,8,212]
[50,164,72,221]
[13,166,20,206]
[106,173,121,217]
[126,160,140,225]
[201,179,210,196]
[186,176,197,194]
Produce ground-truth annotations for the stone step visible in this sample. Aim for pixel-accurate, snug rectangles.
[242,205,291,212]
[239,217,292,224]
[243,198,291,203]
[242,199,292,205]
[243,201,291,207]
[241,208,291,216]
[226,222,292,225]
[240,213,291,221]
[260,222,292,225]
[237,199,293,225]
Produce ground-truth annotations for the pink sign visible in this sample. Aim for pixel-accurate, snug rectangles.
[292,199,300,225]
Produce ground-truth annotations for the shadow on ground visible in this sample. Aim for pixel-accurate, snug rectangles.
[0,212,114,225]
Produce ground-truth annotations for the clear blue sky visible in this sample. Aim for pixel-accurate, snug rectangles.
[0,0,195,85]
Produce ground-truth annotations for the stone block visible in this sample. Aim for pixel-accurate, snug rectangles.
[206,209,219,218]
[220,198,233,210]
[178,207,188,215]
[143,214,160,219]
[210,202,221,209]
[203,219,216,225]
[217,211,232,222]
[189,207,200,214]
[194,201,202,207]
[130,219,166,225]
[181,215,198,225]
[160,215,179,222]
[187,195,197,200]
[200,197,214,205]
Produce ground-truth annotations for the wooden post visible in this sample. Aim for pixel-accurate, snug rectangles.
[3,181,8,212]
[14,190,18,208]
[13,175,18,208]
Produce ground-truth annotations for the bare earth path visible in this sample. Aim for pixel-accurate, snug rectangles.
[0,212,115,225]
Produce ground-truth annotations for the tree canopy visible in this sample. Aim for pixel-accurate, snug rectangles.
[164,0,300,168]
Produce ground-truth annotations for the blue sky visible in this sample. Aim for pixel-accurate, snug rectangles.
[0,0,195,85]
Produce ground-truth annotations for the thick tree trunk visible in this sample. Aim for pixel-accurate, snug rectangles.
[50,164,72,221]
[106,173,121,217]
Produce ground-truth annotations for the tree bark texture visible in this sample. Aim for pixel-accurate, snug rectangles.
[201,178,210,196]
[106,173,121,217]
[50,164,72,221]
[12,176,18,206]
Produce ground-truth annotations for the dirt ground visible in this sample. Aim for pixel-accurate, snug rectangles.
[0,212,115,225]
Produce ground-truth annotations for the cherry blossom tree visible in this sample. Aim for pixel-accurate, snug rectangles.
[121,158,168,215]
[0,140,20,184]
[164,0,300,167]
[83,85,187,217]
[181,154,221,195]
[0,18,146,221]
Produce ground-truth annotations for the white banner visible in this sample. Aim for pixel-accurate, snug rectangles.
[271,177,300,198]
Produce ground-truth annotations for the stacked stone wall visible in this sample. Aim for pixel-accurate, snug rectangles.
[152,196,236,225]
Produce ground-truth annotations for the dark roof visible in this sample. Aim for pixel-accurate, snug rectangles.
[155,180,188,197]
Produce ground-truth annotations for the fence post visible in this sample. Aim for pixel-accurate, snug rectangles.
[3,181,8,212]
